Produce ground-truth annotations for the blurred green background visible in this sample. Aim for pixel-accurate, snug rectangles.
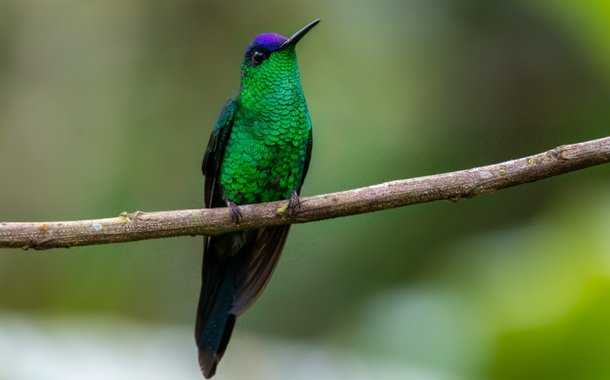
[1,0,610,379]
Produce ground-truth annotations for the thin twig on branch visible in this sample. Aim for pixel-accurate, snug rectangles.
[1,136,609,250]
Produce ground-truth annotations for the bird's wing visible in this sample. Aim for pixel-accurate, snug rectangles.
[230,225,291,316]
[197,97,239,378]
[202,97,237,208]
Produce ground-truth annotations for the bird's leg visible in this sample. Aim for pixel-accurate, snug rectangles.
[287,190,301,216]
[227,201,243,224]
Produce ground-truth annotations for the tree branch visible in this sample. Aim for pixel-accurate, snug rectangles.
[1,136,609,250]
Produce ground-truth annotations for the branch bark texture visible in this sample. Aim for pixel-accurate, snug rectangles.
[2,136,609,250]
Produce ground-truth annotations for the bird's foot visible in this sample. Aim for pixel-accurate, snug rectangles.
[227,201,243,225]
[287,190,301,216]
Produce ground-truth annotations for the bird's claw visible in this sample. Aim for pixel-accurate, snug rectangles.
[287,190,301,216]
[227,201,243,224]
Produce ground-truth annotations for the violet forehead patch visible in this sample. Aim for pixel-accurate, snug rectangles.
[255,33,287,51]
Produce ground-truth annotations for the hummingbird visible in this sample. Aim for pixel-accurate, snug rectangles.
[196,19,319,378]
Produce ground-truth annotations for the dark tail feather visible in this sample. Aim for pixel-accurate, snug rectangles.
[195,235,243,378]
[197,314,236,378]
[195,226,290,377]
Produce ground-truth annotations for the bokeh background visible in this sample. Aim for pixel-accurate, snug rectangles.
[1,1,610,379]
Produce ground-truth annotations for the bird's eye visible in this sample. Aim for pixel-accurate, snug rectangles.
[251,51,266,66]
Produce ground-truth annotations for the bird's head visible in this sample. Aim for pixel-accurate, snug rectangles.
[240,19,319,87]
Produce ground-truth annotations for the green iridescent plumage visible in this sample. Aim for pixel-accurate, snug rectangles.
[220,46,311,203]
[195,20,319,378]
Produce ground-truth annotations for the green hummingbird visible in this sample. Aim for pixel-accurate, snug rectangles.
[196,19,319,378]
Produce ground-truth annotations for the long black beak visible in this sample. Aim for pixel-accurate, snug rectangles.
[280,19,320,50]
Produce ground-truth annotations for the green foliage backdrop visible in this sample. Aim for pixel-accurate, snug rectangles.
[1,1,610,379]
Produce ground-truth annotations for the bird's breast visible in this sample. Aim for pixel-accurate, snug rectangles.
[219,105,310,205]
